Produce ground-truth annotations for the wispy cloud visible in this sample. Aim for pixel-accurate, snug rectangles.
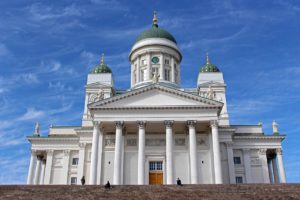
[17,107,45,121]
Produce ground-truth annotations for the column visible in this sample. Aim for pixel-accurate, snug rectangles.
[226,142,235,184]
[211,120,222,184]
[276,148,287,183]
[33,155,43,185]
[137,56,141,82]
[77,143,86,185]
[44,150,54,184]
[268,159,274,183]
[243,149,253,183]
[27,150,37,184]
[259,149,270,183]
[187,120,198,184]
[137,121,146,185]
[131,64,134,87]
[89,121,100,184]
[97,128,104,184]
[160,53,164,80]
[165,120,174,184]
[147,53,151,80]
[39,159,46,184]
[62,150,70,184]
[272,158,279,183]
[113,121,123,185]
[171,57,175,82]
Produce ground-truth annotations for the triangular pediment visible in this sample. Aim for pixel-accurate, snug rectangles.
[89,84,223,109]
[86,82,112,88]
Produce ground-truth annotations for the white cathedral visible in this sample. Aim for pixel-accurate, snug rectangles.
[27,14,287,185]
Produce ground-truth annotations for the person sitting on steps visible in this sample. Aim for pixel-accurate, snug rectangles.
[177,177,182,186]
[105,181,111,189]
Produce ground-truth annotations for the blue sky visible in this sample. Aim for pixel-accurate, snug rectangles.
[0,0,300,184]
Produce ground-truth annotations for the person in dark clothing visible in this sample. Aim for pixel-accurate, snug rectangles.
[81,176,85,185]
[177,178,182,186]
[105,181,111,189]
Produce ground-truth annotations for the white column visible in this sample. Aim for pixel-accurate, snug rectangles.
[137,56,141,82]
[259,149,270,183]
[62,150,70,184]
[97,128,104,184]
[276,148,286,183]
[160,53,164,80]
[165,120,174,184]
[89,121,100,184]
[171,57,175,82]
[39,159,46,184]
[44,150,54,184]
[113,121,123,185]
[272,158,279,183]
[268,159,274,183]
[211,120,222,184]
[187,120,198,184]
[137,121,146,185]
[27,150,36,184]
[131,64,134,87]
[77,143,86,185]
[33,155,43,185]
[243,148,253,183]
[147,53,151,80]
[226,142,235,184]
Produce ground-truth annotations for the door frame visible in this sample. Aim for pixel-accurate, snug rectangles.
[145,155,166,185]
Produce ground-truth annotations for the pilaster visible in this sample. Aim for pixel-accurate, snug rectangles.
[62,150,70,184]
[243,148,253,183]
[226,142,235,184]
[77,143,86,185]
[259,148,270,183]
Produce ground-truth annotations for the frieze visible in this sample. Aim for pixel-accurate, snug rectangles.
[105,139,115,147]
[127,139,137,146]
[146,139,165,146]
[175,138,185,146]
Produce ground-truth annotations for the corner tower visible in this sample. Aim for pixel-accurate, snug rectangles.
[197,54,229,126]
[82,54,115,126]
[129,12,182,89]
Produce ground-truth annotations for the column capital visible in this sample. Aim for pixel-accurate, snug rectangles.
[225,141,234,148]
[31,149,37,155]
[276,148,283,155]
[46,149,54,156]
[137,121,146,128]
[164,120,174,128]
[187,120,197,127]
[37,155,44,160]
[243,148,251,154]
[79,142,87,149]
[63,150,70,156]
[210,120,218,128]
[258,148,267,155]
[115,121,124,128]
[93,121,101,127]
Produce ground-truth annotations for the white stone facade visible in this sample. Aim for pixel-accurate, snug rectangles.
[26,17,287,185]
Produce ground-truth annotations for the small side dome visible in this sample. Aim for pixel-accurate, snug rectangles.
[200,53,220,73]
[90,53,112,74]
[134,12,177,44]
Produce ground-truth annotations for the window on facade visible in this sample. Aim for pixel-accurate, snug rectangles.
[234,157,241,164]
[164,69,170,81]
[149,161,163,171]
[71,177,77,185]
[140,69,147,81]
[236,176,243,184]
[72,158,79,165]
[165,59,169,65]
[141,59,146,66]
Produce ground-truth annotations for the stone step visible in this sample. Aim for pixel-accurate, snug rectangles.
[0,184,300,200]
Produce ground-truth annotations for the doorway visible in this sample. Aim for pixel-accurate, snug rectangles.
[149,161,163,185]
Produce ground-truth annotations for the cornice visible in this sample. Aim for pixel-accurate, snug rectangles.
[233,135,285,141]
[88,84,223,110]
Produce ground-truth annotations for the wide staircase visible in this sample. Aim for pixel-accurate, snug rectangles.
[0,184,300,200]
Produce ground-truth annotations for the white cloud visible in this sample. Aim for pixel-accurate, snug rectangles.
[0,43,11,57]
[17,107,45,121]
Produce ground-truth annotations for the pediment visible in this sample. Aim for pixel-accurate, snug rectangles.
[86,82,112,88]
[89,84,223,109]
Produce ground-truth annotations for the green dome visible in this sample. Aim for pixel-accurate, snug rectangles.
[90,54,112,74]
[90,63,112,74]
[135,25,177,44]
[200,54,220,73]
